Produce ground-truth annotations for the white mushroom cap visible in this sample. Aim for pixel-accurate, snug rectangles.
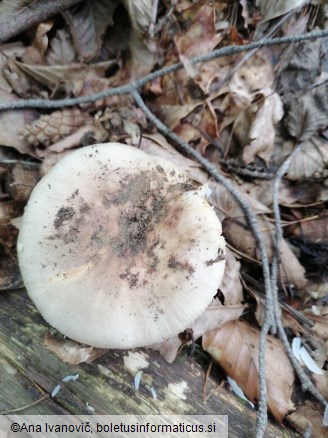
[18,143,226,348]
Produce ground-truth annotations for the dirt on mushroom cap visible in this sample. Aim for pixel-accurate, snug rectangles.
[17,143,226,348]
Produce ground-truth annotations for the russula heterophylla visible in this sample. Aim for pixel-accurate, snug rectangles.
[17,143,226,349]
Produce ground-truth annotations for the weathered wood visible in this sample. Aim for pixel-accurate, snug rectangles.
[0,290,297,437]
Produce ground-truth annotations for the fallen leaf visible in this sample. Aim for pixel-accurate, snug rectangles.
[256,0,310,23]
[221,214,307,289]
[45,28,77,65]
[308,317,328,341]
[5,163,40,202]
[174,4,222,93]
[220,248,243,305]
[44,332,107,364]
[286,400,328,437]
[39,123,107,158]
[286,84,328,142]
[23,20,54,65]
[299,213,328,244]
[139,133,208,184]
[13,59,116,92]
[152,299,245,363]
[123,0,156,76]
[222,216,274,260]
[203,320,295,422]
[0,222,21,291]
[62,0,118,62]
[0,88,38,155]
[159,103,201,130]
[279,239,307,289]
[286,137,328,181]
[243,92,283,164]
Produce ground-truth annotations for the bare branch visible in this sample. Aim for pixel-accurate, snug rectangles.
[132,89,275,435]
[1,29,328,111]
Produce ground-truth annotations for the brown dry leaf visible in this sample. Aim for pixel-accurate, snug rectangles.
[247,287,306,332]
[220,248,243,305]
[203,320,295,422]
[0,201,23,223]
[2,59,34,98]
[313,372,328,399]
[5,164,40,203]
[0,222,21,291]
[174,3,222,93]
[44,333,107,365]
[152,300,245,363]
[311,320,328,341]
[222,216,274,260]
[299,213,328,244]
[139,133,208,184]
[286,87,328,142]
[221,214,307,288]
[286,400,328,437]
[243,92,283,164]
[45,28,77,65]
[123,0,156,76]
[0,88,38,155]
[62,0,118,62]
[279,239,307,289]
[159,103,201,130]
[229,53,275,102]
[286,137,328,181]
[22,20,54,65]
[304,311,328,341]
[13,59,116,92]
[209,185,270,222]
[41,151,73,176]
[38,123,107,159]
[256,0,310,23]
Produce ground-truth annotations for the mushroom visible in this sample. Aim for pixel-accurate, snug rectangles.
[17,143,226,349]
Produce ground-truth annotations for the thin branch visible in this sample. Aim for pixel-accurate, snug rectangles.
[0,396,46,415]
[1,29,328,111]
[131,89,275,436]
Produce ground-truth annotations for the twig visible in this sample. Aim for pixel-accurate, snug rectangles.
[1,29,328,111]
[271,143,327,406]
[0,396,46,415]
[131,89,275,436]
[0,159,41,167]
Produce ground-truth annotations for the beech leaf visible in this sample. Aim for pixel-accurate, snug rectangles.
[45,28,77,65]
[243,92,283,164]
[62,0,119,62]
[44,333,107,365]
[203,320,295,422]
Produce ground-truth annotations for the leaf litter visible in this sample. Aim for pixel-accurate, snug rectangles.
[0,0,327,435]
